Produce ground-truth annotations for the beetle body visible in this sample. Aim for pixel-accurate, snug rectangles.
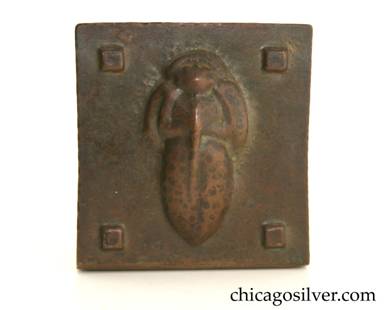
[145,51,248,245]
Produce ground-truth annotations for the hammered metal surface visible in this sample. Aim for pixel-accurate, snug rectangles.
[76,23,312,270]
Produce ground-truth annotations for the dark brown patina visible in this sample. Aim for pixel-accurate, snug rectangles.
[76,23,312,270]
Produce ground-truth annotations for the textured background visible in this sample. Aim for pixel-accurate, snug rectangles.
[76,23,311,269]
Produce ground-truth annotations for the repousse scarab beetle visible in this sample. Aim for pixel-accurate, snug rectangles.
[145,51,248,245]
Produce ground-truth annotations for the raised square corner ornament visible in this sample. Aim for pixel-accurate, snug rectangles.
[76,23,312,270]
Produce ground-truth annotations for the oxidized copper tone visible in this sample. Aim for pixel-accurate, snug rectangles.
[76,23,312,270]
[145,51,248,245]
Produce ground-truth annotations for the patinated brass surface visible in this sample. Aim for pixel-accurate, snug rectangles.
[76,23,312,270]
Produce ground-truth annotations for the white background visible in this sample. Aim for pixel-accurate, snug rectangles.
[0,0,383,309]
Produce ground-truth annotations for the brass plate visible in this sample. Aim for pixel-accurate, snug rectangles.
[76,23,312,270]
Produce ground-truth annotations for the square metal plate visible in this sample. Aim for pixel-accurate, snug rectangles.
[76,23,312,270]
